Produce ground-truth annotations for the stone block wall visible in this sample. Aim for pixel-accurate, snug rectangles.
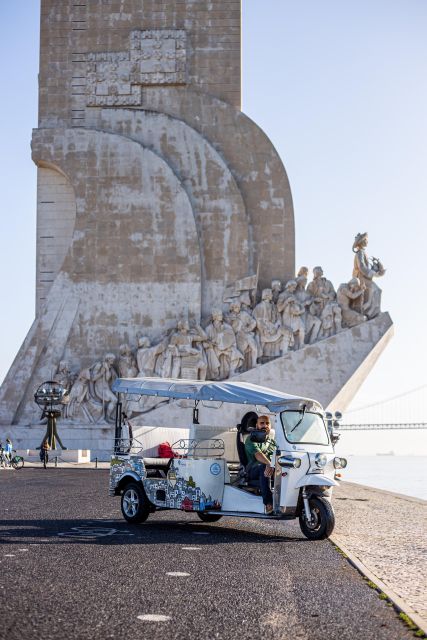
[39,0,241,132]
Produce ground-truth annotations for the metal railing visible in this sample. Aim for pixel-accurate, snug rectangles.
[339,422,427,431]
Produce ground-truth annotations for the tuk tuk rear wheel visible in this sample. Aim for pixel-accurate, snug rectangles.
[299,496,335,540]
[121,482,150,524]
[197,512,223,523]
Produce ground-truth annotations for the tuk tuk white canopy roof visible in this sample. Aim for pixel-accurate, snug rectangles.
[112,377,323,413]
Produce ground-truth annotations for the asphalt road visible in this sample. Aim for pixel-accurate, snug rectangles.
[0,469,414,640]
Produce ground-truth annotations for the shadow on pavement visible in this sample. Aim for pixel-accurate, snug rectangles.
[0,516,307,546]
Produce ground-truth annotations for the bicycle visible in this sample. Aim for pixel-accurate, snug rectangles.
[11,450,24,470]
[0,448,24,470]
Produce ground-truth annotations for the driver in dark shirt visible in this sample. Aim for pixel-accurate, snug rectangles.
[244,415,276,514]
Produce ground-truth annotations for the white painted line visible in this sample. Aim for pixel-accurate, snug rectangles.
[166,572,190,577]
[181,546,201,551]
[137,614,171,622]
[192,531,210,535]
[4,554,15,558]
[18,549,28,552]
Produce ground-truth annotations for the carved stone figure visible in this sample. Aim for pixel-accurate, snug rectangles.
[54,361,74,392]
[320,303,335,338]
[271,279,282,304]
[226,301,258,371]
[118,343,138,378]
[65,368,104,423]
[297,266,309,278]
[352,232,385,319]
[307,266,335,308]
[294,275,322,345]
[307,266,342,336]
[277,279,296,307]
[336,278,366,328]
[163,321,207,380]
[253,289,284,358]
[91,353,118,422]
[136,335,167,377]
[278,281,306,350]
[204,310,243,380]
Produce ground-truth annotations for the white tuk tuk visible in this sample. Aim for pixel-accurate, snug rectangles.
[109,378,347,540]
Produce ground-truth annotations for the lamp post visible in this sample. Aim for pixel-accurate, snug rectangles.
[34,381,69,450]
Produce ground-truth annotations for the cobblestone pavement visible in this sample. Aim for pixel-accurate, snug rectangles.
[333,481,427,626]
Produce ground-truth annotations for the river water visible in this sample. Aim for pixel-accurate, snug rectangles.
[340,455,426,500]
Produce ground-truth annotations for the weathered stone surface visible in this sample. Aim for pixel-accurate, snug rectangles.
[91,108,250,315]
[108,89,295,288]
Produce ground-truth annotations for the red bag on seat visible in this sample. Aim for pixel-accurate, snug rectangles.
[158,441,175,458]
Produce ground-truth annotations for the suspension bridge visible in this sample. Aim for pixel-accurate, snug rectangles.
[339,384,427,430]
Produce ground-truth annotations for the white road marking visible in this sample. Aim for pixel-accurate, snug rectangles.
[58,525,134,538]
[166,572,190,577]
[137,614,171,622]
[4,554,15,557]
[18,549,28,552]
[181,546,201,551]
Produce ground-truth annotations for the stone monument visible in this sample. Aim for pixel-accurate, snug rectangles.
[0,2,393,452]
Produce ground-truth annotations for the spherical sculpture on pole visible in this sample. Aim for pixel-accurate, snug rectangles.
[34,381,69,450]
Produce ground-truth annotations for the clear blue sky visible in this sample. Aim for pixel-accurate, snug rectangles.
[0,2,426,446]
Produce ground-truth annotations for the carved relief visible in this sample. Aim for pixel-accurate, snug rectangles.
[130,30,187,83]
[56,234,386,423]
[204,310,243,380]
[85,29,187,107]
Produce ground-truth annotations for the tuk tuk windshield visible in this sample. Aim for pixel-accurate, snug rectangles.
[280,410,329,445]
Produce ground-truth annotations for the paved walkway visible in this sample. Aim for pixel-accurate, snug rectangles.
[3,464,426,631]
[333,481,427,630]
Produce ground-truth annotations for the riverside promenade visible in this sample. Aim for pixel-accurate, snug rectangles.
[332,481,427,633]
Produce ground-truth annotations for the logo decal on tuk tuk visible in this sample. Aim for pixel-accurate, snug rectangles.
[210,462,221,476]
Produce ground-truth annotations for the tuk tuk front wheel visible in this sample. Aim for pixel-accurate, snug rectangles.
[299,496,335,540]
[121,482,150,524]
[197,512,223,523]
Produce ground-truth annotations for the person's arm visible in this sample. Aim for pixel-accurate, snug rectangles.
[254,451,271,465]
[254,450,274,476]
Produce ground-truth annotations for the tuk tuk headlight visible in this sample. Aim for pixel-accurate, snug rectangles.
[314,453,327,468]
[333,456,347,469]
[278,455,301,469]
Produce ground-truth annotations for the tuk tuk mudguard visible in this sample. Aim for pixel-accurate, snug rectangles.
[109,456,146,496]
[294,476,337,516]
